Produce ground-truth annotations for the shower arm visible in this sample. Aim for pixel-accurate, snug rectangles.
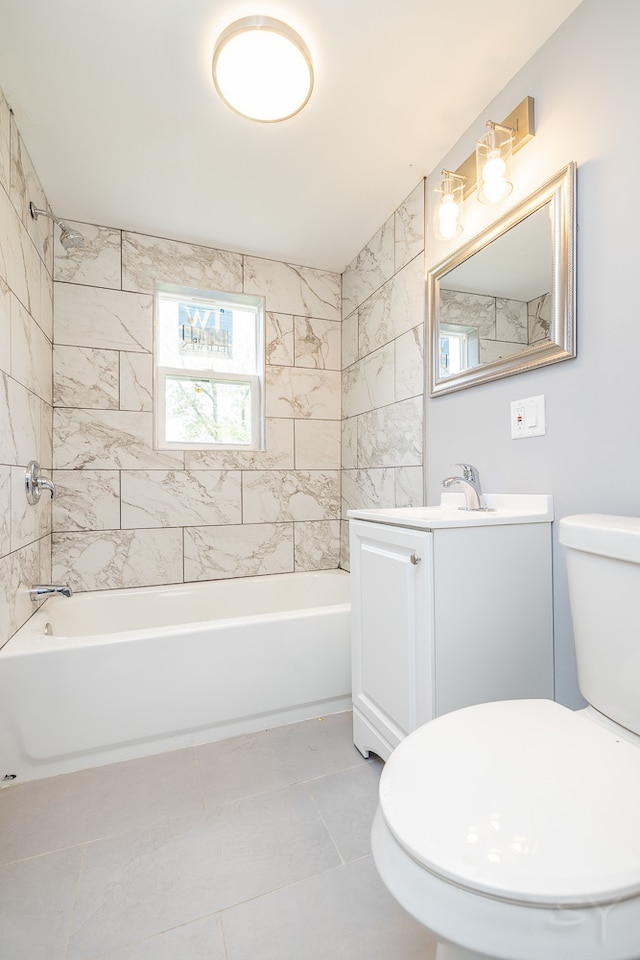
[29,201,84,249]
[29,201,60,226]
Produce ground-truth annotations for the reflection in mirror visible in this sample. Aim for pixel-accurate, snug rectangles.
[429,162,576,396]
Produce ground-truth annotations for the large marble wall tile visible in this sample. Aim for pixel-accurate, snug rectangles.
[496,298,528,343]
[341,308,358,370]
[358,254,425,357]
[0,539,40,647]
[294,419,341,469]
[439,290,495,336]
[0,187,34,311]
[0,86,9,195]
[0,464,10,556]
[0,277,11,375]
[528,293,551,344]
[54,223,122,289]
[339,520,350,571]
[342,217,394,318]
[53,470,121,532]
[184,522,293,581]
[54,283,153,352]
[53,345,118,409]
[119,351,153,412]
[244,257,340,321]
[9,119,52,270]
[0,373,46,467]
[0,553,12,645]
[266,367,340,420]
[122,232,243,296]
[341,418,357,470]
[341,468,396,515]
[266,312,294,366]
[294,520,341,571]
[395,181,425,272]
[294,317,341,370]
[395,325,424,401]
[479,339,524,363]
[10,465,51,550]
[121,470,242,529]
[23,229,49,328]
[54,409,184,470]
[242,470,340,523]
[39,533,52,589]
[342,344,394,419]
[34,258,54,341]
[395,466,425,508]
[40,395,53,470]
[52,528,183,591]
[357,397,423,468]
[185,418,294,470]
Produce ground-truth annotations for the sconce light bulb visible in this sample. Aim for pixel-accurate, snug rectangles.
[481,148,511,203]
[438,193,461,240]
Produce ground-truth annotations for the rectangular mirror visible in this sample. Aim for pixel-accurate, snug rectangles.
[428,162,576,396]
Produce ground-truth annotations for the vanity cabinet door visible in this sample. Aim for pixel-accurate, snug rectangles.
[350,520,434,760]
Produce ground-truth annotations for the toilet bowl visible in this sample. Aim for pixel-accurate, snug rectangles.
[372,514,640,960]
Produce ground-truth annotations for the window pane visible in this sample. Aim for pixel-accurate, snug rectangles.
[158,296,257,375]
[165,376,252,445]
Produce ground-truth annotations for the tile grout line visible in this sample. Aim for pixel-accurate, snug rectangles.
[62,839,87,960]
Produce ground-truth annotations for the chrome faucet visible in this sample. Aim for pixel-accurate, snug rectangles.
[29,584,73,601]
[442,463,489,511]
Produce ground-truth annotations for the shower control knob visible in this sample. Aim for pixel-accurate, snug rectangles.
[410,553,422,565]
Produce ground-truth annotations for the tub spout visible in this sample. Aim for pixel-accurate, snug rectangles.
[29,584,73,601]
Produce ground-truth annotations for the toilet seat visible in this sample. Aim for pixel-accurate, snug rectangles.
[379,699,640,908]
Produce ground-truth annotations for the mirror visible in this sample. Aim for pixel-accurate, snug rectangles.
[428,162,576,396]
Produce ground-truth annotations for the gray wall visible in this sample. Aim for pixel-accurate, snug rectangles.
[425,0,640,706]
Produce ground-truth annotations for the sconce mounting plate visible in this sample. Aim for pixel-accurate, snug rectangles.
[455,96,535,199]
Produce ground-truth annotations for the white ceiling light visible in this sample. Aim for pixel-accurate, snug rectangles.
[212,16,314,123]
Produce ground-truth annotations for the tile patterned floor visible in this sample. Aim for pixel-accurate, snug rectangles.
[0,711,435,960]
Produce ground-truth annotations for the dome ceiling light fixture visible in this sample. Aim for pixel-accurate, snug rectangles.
[212,16,314,123]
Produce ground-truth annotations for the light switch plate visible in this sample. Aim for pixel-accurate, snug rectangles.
[510,395,545,439]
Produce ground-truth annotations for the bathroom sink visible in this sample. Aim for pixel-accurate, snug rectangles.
[347,493,553,530]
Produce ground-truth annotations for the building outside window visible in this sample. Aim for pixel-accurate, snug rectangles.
[154,283,265,450]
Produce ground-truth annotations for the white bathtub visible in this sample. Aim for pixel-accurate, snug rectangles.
[0,570,351,783]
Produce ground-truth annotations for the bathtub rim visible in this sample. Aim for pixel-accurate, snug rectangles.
[5,568,350,653]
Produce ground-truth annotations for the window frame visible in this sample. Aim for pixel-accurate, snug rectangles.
[154,283,265,452]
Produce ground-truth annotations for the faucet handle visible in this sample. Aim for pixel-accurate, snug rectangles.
[453,462,481,485]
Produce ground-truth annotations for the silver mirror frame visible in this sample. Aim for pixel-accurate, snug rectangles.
[428,161,576,396]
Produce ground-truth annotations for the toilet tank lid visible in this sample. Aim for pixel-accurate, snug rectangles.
[559,513,640,563]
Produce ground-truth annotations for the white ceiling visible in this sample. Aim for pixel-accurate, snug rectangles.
[0,0,583,273]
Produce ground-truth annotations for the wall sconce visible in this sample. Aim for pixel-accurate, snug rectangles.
[433,96,535,238]
[476,121,513,203]
[433,171,466,240]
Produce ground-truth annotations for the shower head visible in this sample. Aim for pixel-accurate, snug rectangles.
[57,223,84,250]
[29,201,85,251]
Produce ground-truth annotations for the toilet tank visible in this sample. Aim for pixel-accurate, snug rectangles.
[559,514,640,737]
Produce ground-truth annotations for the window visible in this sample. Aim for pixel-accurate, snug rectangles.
[439,323,479,378]
[154,284,264,450]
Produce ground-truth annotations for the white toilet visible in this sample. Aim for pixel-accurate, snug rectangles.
[372,514,640,960]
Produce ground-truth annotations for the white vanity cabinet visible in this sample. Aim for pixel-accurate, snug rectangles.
[349,495,554,760]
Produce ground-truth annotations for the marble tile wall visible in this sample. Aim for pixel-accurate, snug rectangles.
[439,289,551,365]
[341,182,426,566]
[52,229,342,591]
[0,85,54,648]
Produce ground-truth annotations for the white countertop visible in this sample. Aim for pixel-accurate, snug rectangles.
[347,493,554,530]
